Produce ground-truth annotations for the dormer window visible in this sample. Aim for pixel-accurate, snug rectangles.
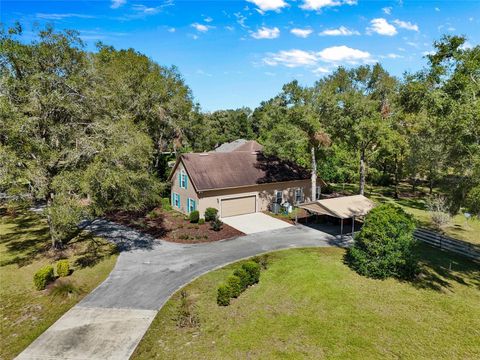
[179,169,188,189]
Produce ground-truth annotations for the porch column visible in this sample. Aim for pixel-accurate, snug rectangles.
[340,218,344,238]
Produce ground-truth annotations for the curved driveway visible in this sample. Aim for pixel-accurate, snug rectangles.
[17,219,350,360]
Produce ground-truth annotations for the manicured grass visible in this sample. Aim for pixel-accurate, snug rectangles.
[133,246,480,360]
[0,207,118,360]
[329,183,480,245]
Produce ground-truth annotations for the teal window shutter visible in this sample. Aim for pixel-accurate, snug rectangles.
[185,174,188,189]
[171,193,174,207]
[187,198,190,213]
[178,194,181,207]
[178,172,181,187]
[193,199,196,211]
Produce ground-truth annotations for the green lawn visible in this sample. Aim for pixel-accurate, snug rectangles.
[0,207,118,360]
[133,246,480,360]
[329,182,480,245]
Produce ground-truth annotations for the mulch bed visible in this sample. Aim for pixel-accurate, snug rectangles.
[106,208,244,244]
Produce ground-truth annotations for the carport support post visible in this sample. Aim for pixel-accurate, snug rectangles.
[340,218,344,239]
[352,216,355,240]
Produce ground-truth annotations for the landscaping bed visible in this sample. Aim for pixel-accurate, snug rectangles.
[106,208,244,243]
[133,245,480,359]
[0,207,118,360]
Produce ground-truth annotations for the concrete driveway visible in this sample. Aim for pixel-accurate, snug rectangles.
[221,212,293,234]
[17,219,351,360]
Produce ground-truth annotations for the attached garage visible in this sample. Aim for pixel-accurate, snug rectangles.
[221,196,256,217]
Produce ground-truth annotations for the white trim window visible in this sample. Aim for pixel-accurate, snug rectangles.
[316,185,321,200]
[275,190,283,204]
[187,198,196,213]
[295,188,303,204]
[172,193,181,208]
[179,169,188,189]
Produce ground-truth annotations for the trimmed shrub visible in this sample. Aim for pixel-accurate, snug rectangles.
[34,265,55,290]
[198,218,205,225]
[204,207,218,222]
[56,260,70,277]
[210,217,223,231]
[217,284,231,306]
[189,210,200,223]
[226,275,242,298]
[161,198,172,211]
[252,254,269,270]
[233,267,250,290]
[345,203,418,280]
[242,261,261,285]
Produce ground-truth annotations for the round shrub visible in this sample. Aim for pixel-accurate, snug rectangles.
[204,207,218,222]
[242,261,261,285]
[345,203,418,280]
[217,284,231,306]
[226,275,242,298]
[189,210,199,223]
[34,265,55,290]
[56,260,70,277]
[233,268,249,290]
[198,218,205,225]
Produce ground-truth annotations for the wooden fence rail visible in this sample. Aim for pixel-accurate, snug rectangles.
[414,228,480,261]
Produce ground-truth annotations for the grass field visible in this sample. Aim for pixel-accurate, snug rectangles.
[0,207,118,360]
[133,246,480,360]
[329,183,480,245]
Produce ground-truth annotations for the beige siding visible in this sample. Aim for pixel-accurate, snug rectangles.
[197,179,312,218]
[170,162,199,215]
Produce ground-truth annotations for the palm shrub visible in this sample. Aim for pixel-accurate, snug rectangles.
[56,260,70,277]
[34,265,55,290]
[226,275,242,298]
[189,210,200,223]
[204,207,218,222]
[242,261,261,285]
[217,284,231,306]
[345,203,418,280]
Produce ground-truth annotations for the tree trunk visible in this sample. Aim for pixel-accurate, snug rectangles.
[311,146,317,202]
[46,196,59,249]
[359,149,366,195]
[429,177,433,195]
[394,156,399,199]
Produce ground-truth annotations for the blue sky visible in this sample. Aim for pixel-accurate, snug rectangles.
[2,0,479,111]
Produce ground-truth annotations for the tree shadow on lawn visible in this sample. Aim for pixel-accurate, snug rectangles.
[73,233,118,269]
[0,211,51,267]
[412,243,480,292]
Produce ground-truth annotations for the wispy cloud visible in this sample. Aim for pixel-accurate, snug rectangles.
[191,23,212,32]
[367,18,397,36]
[300,0,357,11]
[111,0,126,9]
[393,19,419,32]
[319,26,360,36]
[381,53,404,59]
[264,49,318,67]
[36,13,96,20]
[290,28,313,38]
[382,7,392,15]
[251,26,280,39]
[247,0,288,12]
[132,4,163,15]
[204,16,213,23]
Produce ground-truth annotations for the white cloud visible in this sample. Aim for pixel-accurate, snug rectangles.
[382,7,392,15]
[435,7,440,12]
[318,45,371,63]
[234,12,248,28]
[167,27,176,33]
[368,18,397,36]
[313,66,330,74]
[393,19,419,31]
[247,0,288,12]
[290,28,313,38]
[191,23,211,32]
[111,0,126,9]
[263,45,372,69]
[204,16,213,23]
[263,49,318,67]
[252,26,280,39]
[300,0,357,11]
[422,51,434,56]
[381,53,403,59]
[225,26,235,31]
[319,26,360,36]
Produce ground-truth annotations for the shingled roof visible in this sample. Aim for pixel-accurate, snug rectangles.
[173,150,317,192]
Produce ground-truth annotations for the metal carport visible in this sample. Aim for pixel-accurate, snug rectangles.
[298,195,375,238]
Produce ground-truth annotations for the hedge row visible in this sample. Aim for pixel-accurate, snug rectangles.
[217,261,261,306]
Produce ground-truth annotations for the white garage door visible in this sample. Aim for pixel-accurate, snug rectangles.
[221,196,256,218]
